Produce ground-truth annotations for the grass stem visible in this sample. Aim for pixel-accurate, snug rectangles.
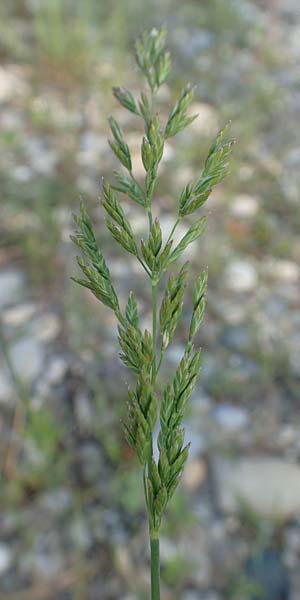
[150,534,160,600]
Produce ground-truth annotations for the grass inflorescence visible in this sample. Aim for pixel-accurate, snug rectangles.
[71,27,233,600]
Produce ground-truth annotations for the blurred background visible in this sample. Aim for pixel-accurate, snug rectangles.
[1,1,300,598]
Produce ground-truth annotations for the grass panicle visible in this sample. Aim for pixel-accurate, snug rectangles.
[71,27,233,600]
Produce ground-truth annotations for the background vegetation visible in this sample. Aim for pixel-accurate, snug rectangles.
[0,1,300,598]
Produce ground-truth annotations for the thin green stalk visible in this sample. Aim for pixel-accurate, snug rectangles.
[156,348,164,377]
[151,281,158,384]
[166,217,180,246]
[137,254,152,277]
[148,193,161,596]
[150,534,160,600]
[148,208,153,229]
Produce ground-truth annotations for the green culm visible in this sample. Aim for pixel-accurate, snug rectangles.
[71,27,234,600]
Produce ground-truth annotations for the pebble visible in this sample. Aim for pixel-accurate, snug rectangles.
[74,393,93,430]
[12,165,34,182]
[278,425,299,448]
[78,442,105,485]
[26,551,62,579]
[2,302,36,326]
[0,66,28,102]
[0,544,12,575]
[182,593,199,600]
[184,427,208,458]
[285,525,300,555]
[213,404,249,431]
[183,458,207,490]
[230,194,259,218]
[45,357,67,385]
[10,337,44,382]
[39,489,72,516]
[215,299,247,324]
[76,174,98,195]
[224,260,258,292]
[270,259,299,283]
[188,102,218,136]
[181,528,212,586]
[0,108,23,130]
[214,456,300,518]
[160,537,178,561]
[175,28,214,59]
[183,594,221,600]
[191,390,212,413]
[77,131,107,166]
[245,549,290,600]
[28,314,60,342]
[0,270,25,308]
[222,325,252,351]
[115,545,133,579]
[25,138,58,176]
[69,517,91,551]
[238,164,255,180]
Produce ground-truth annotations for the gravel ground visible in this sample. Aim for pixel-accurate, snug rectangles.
[1,1,300,598]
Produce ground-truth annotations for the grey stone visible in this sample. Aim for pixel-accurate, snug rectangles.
[26,551,62,579]
[12,165,33,182]
[215,298,247,325]
[182,592,199,600]
[39,489,72,516]
[45,357,67,385]
[78,442,104,485]
[74,393,93,430]
[25,138,58,175]
[2,302,36,326]
[0,544,12,575]
[182,458,207,490]
[0,65,28,101]
[222,325,252,352]
[77,131,107,167]
[69,517,91,551]
[159,537,177,562]
[213,404,249,431]
[284,525,300,568]
[189,102,218,136]
[22,532,63,580]
[214,456,300,518]
[181,528,212,586]
[0,270,25,308]
[0,108,24,130]
[230,194,259,218]
[183,594,221,600]
[175,28,214,59]
[28,313,60,342]
[224,260,257,292]
[265,259,299,283]
[9,337,44,382]
[184,426,208,458]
